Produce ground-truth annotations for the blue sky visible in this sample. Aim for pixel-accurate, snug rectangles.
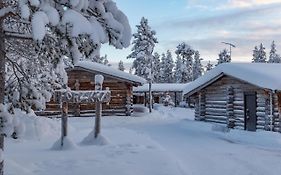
[101,0,281,64]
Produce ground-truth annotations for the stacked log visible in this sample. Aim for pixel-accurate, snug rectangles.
[226,86,234,128]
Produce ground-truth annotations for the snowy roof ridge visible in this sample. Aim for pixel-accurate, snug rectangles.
[133,83,188,92]
[183,63,281,96]
[73,61,146,85]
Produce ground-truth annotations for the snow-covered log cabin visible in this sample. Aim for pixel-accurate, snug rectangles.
[133,83,187,107]
[183,63,281,132]
[43,61,146,116]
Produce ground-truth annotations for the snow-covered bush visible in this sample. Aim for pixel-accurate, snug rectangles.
[162,93,174,107]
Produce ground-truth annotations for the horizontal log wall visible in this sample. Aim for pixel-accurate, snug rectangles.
[44,70,134,116]
[191,75,280,131]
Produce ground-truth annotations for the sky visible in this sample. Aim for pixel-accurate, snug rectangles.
[101,0,281,65]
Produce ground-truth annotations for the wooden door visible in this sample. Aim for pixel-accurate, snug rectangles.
[244,92,257,131]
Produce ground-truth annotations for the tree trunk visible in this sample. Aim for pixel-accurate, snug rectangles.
[0,16,5,175]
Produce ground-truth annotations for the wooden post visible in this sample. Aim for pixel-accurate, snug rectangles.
[148,81,152,113]
[0,11,6,175]
[265,92,271,131]
[61,101,68,147]
[174,92,177,107]
[227,86,235,128]
[277,93,281,133]
[144,92,147,107]
[74,80,80,116]
[94,75,103,138]
[199,91,206,121]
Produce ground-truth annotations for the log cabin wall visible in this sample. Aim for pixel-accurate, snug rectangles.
[192,75,280,131]
[45,69,134,116]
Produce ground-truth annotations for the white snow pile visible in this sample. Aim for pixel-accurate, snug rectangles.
[13,109,60,140]
[211,124,230,133]
[80,131,109,146]
[5,107,281,175]
[51,137,77,151]
[132,104,149,117]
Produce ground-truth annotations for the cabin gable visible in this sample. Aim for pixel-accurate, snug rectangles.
[191,75,280,132]
[44,69,134,116]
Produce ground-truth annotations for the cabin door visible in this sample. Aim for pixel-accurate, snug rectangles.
[244,92,257,131]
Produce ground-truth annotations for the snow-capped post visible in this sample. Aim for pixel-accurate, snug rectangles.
[94,75,104,138]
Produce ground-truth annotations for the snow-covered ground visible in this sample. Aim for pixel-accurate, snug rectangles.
[5,105,281,175]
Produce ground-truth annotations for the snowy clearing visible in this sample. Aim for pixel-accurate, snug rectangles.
[5,106,281,175]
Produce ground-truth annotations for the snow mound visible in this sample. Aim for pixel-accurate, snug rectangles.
[212,124,230,133]
[132,105,149,117]
[51,137,77,151]
[14,109,60,140]
[80,131,109,146]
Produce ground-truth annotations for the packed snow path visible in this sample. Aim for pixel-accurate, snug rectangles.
[5,106,281,175]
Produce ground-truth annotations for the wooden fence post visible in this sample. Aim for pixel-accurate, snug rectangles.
[61,101,68,147]
[94,75,104,138]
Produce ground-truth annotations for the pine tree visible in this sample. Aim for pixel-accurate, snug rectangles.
[252,46,259,63]
[159,53,166,83]
[152,52,161,83]
[127,17,158,80]
[217,49,231,65]
[192,51,203,80]
[175,42,195,83]
[205,61,213,71]
[253,43,267,63]
[118,60,125,71]
[268,41,281,63]
[160,50,174,83]
[91,54,111,66]
[174,55,184,83]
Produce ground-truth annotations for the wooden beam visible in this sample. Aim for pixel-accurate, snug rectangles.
[61,101,68,147]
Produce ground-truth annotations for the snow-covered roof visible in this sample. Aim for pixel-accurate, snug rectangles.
[69,61,146,85]
[183,63,281,96]
[133,83,188,92]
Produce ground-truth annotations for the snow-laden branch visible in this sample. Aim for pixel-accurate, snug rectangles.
[0,7,15,17]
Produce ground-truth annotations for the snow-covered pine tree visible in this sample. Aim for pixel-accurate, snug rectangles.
[217,49,231,65]
[175,42,195,83]
[159,53,166,83]
[87,54,111,66]
[174,55,184,83]
[0,0,131,170]
[118,60,125,71]
[127,17,158,80]
[160,50,174,83]
[0,0,131,117]
[152,52,161,83]
[268,41,281,63]
[192,51,203,80]
[253,43,267,63]
[252,46,259,63]
[205,61,213,71]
